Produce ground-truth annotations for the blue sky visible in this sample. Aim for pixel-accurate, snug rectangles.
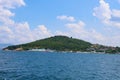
[13,0,97,30]
[0,0,120,46]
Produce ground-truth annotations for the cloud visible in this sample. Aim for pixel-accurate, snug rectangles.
[66,21,105,43]
[56,21,105,45]
[0,23,52,44]
[0,0,25,8]
[93,0,111,23]
[112,9,120,18]
[0,0,25,25]
[66,21,85,32]
[56,20,120,46]
[33,25,52,40]
[57,15,75,22]
[0,8,15,25]
[93,0,120,28]
[57,24,120,46]
[0,0,52,44]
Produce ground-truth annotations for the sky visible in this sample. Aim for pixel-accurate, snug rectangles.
[0,0,120,47]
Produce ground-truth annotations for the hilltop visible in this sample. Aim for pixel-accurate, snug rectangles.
[3,35,120,53]
[3,36,91,51]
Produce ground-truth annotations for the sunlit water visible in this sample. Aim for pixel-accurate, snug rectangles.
[0,50,120,80]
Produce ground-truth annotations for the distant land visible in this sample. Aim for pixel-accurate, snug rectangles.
[3,35,120,53]
[0,44,11,50]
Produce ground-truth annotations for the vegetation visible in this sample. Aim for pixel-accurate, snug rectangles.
[4,36,91,51]
[3,35,120,53]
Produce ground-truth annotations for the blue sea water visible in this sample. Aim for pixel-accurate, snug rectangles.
[0,51,120,80]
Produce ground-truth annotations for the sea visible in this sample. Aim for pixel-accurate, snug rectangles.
[0,50,120,80]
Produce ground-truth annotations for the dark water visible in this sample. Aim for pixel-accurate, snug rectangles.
[0,51,120,80]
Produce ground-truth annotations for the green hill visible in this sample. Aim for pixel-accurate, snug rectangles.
[3,35,120,53]
[3,36,92,51]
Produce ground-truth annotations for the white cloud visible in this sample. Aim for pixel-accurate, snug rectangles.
[112,9,120,18]
[66,21,105,43]
[36,25,50,34]
[93,0,111,23]
[93,0,120,28]
[56,13,120,46]
[57,15,75,22]
[56,20,120,46]
[55,21,105,45]
[0,26,14,43]
[0,8,15,25]
[33,25,52,40]
[0,23,52,44]
[0,0,25,25]
[0,0,25,9]
[0,0,52,44]
[66,21,85,31]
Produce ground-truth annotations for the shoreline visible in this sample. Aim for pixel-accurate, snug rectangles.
[3,49,119,54]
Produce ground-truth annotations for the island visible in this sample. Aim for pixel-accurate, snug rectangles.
[3,35,120,53]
